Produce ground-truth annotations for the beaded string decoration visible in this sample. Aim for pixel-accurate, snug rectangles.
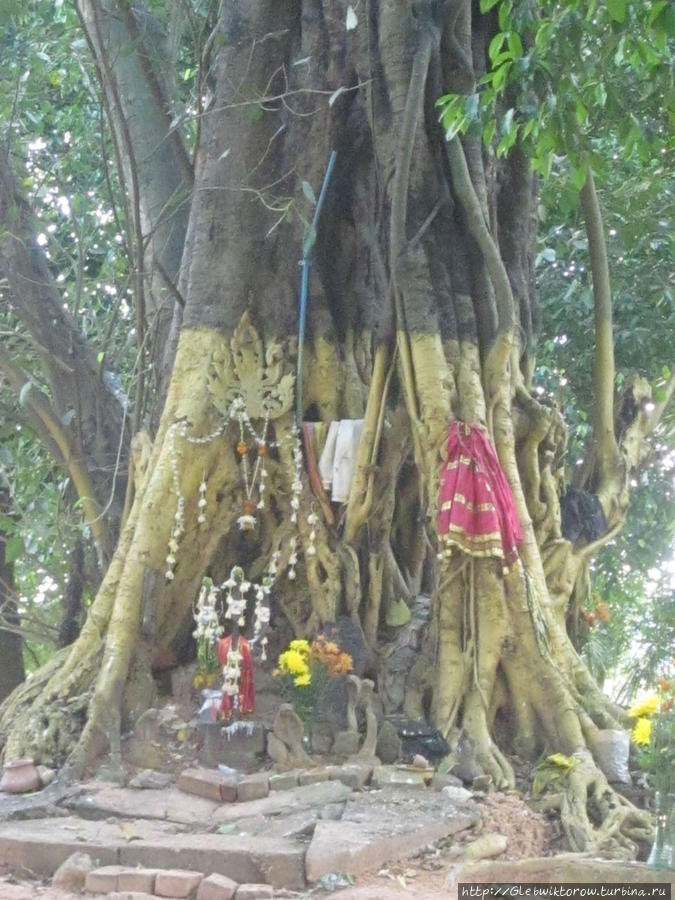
[169,392,317,687]
[231,396,277,531]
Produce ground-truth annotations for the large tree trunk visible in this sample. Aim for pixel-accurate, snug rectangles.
[0,0,664,854]
[0,488,24,702]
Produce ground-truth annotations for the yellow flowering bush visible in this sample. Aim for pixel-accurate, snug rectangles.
[628,694,660,719]
[277,647,311,685]
[632,717,652,747]
[274,634,353,730]
[628,678,674,797]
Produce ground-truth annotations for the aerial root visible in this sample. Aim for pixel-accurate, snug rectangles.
[549,750,653,854]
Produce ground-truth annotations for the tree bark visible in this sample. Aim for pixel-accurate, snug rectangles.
[0,488,24,702]
[76,0,193,401]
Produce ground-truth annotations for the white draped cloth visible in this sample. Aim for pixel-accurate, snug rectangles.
[317,419,364,503]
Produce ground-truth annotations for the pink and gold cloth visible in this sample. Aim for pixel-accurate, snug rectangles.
[437,422,522,568]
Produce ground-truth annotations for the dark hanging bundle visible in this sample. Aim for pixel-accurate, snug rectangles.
[560,487,607,542]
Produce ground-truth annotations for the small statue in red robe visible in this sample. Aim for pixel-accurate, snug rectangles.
[217,634,255,718]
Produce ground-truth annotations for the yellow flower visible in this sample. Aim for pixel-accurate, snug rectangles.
[294,673,311,687]
[277,649,310,678]
[632,717,652,747]
[288,639,311,658]
[628,695,660,718]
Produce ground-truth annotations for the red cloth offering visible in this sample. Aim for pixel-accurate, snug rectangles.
[217,634,255,716]
[437,422,522,568]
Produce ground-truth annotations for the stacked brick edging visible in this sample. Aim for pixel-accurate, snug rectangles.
[177,761,373,804]
[84,864,272,898]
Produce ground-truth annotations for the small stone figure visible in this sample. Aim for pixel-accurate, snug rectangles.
[356,679,378,760]
[376,721,403,764]
[331,674,362,756]
[269,703,315,770]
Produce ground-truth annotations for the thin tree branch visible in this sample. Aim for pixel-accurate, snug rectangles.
[580,168,620,481]
[0,353,111,563]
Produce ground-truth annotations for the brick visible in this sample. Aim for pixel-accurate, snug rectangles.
[298,769,330,786]
[234,885,274,899]
[178,768,238,803]
[236,773,269,802]
[117,867,160,892]
[197,872,239,900]
[268,771,299,791]
[85,865,127,893]
[371,765,426,789]
[155,868,203,898]
[107,893,157,900]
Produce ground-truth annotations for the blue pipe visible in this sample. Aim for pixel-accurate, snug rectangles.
[296,150,337,428]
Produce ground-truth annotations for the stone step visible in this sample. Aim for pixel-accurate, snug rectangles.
[0,817,305,889]
[305,786,479,882]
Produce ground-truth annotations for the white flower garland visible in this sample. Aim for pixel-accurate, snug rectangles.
[167,396,323,688]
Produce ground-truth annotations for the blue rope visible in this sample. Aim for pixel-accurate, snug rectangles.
[296,150,337,428]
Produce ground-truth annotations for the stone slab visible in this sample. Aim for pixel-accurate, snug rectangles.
[119,834,305,889]
[0,828,119,877]
[199,723,265,770]
[0,816,305,890]
[305,787,477,882]
[69,785,221,826]
[212,780,352,824]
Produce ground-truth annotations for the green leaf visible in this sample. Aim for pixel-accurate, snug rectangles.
[301,180,316,206]
[497,1,512,32]
[662,365,671,380]
[547,753,576,771]
[571,164,588,191]
[507,31,523,59]
[607,0,626,23]
[492,60,512,90]
[479,0,501,12]
[488,32,507,64]
[482,119,496,145]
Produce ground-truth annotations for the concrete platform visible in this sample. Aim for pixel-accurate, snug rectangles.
[0,817,305,889]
